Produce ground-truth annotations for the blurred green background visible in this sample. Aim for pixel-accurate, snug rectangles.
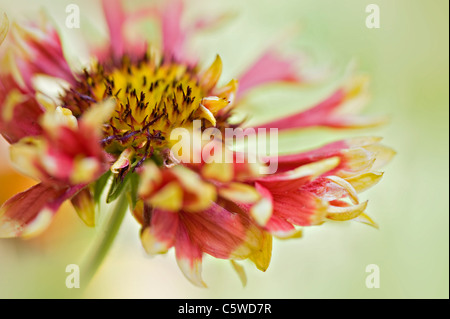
[0,0,448,298]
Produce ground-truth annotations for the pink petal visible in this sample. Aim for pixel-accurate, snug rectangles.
[150,208,179,251]
[0,75,44,143]
[161,0,186,61]
[269,189,327,227]
[175,221,206,287]
[12,22,76,89]
[101,0,126,59]
[237,50,301,97]
[271,139,350,173]
[179,202,248,260]
[254,89,346,131]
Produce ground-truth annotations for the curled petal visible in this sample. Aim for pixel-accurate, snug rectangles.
[326,200,368,221]
[195,104,216,126]
[111,148,135,174]
[346,171,384,193]
[40,106,78,134]
[213,79,238,106]
[200,96,229,113]
[200,54,223,93]
[325,175,359,204]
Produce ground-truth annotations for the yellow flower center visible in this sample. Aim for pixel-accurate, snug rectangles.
[61,53,232,163]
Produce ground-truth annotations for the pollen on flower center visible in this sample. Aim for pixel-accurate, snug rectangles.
[60,53,231,163]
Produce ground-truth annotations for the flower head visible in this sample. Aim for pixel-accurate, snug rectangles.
[0,0,394,286]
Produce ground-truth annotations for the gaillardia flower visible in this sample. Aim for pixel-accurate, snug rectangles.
[0,0,394,286]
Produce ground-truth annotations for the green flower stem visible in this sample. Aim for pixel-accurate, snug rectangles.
[80,189,129,290]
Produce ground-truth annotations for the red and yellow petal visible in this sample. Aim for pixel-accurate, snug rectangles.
[0,183,83,238]
[140,208,179,255]
[10,17,76,89]
[174,221,206,287]
[0,75,44,144]
[70,187,96,227]
[237,50,301,97]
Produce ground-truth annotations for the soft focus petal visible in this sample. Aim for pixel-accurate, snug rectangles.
[141,209,179,255]
[252,76,385,130]
[161,0,186,62]
[10,18,76,89]
[101,0,126,59]
[175,221,206,287]
[0,75,44,143]
[70,187,95,227]
[238,50,301,97]
[0,13,9,46]
[180,203,249,259]
[0,183,82,238]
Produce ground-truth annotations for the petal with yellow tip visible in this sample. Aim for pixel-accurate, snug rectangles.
[200,54,222,92]
[346,171,384,193]
[230,260,247,287]
[353,212,379,229]
[71,188,96,227]
[111,148,135,174]
[201,96,229,113]
[148,182,183,212]
[249,232,272,272]
[326,200,368,221]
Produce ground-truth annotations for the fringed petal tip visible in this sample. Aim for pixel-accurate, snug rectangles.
[176,256,207,288]
[353,212,379,229]
[230,260,247,287]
